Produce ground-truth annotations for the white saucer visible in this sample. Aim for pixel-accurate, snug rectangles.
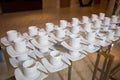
[1,37,12,46]
[48,37,57,44]
[41,56,70,73]
[9,49,38,68]
[115,33,120,37]
[9,57,19,68]
[63,51,87,61]
[49,33,65,42]
[15,62,48,80]
[110,36,119,41]
[61,41,82,51]
[111,20,120,24]
[30,39,53,49]
[100,40,112,47]
[34,49,50,58]
[80,37,91,45]
[66,29,79,35]
[6,44,33,57]
[84,45,100,53]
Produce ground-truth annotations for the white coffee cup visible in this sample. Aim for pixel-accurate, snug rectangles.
[50,51,63,66]
[72,18,80,26]
[104,17,111,25]
[60,20,67,28]
[84,23,92,32]
[45,23,54,32]
[28,26,38,36]
[39,30,46,36]
[71,25,80,34]
[108,31,114,40]
[87,32,96,42]
[23,59,40,79]
[70,37,81,49]
[94,20,102,28]
[38,33,49,46]
[82,16,89,24]
[91,14,98,22]
[13,37,27,53]
[116,27,120,36]
[56,28,65,38]
[7,30,18,42]
[111,15,118,23]
[99,13,105,20]
[110,24,116,28]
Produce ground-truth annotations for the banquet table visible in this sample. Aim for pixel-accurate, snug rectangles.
[0,7,117,80]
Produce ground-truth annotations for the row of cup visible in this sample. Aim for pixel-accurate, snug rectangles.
[28,14,119,39]
[5,27,114,52]
[6,25,119,54]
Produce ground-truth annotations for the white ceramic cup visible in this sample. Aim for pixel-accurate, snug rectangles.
[99,13,105,20]
[84,23,92,32]
[28,26,38,36]
[23,59,40,80]
[116,27,120,36]
[103,27,109,31]
[110,24,116,28]
[71,25,80,34]
[45,23,54,32]
[91,14,98,22]
[94,20,102,28]
[38,34,49,46]
[70,37,81,49]
[104,17,111,25]
[7,30,18,42]
[13,37,27,53]
[108,31,114,40]
[82,16,89,24]
[50,51,63,66]
[56,28,65,38]
[72,18,80,26]
[60,20,67,28]
[111,15,118,23]
[87,32,96,42]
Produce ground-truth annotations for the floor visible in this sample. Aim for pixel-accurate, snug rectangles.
[0,1,120,80]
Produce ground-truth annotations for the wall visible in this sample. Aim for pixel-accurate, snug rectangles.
[0,4,2,14]
[113,0,120,15]
[42,0,60,9]
[70,0,80,8]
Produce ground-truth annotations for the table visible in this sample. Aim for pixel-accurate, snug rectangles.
[0,7,115,80]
